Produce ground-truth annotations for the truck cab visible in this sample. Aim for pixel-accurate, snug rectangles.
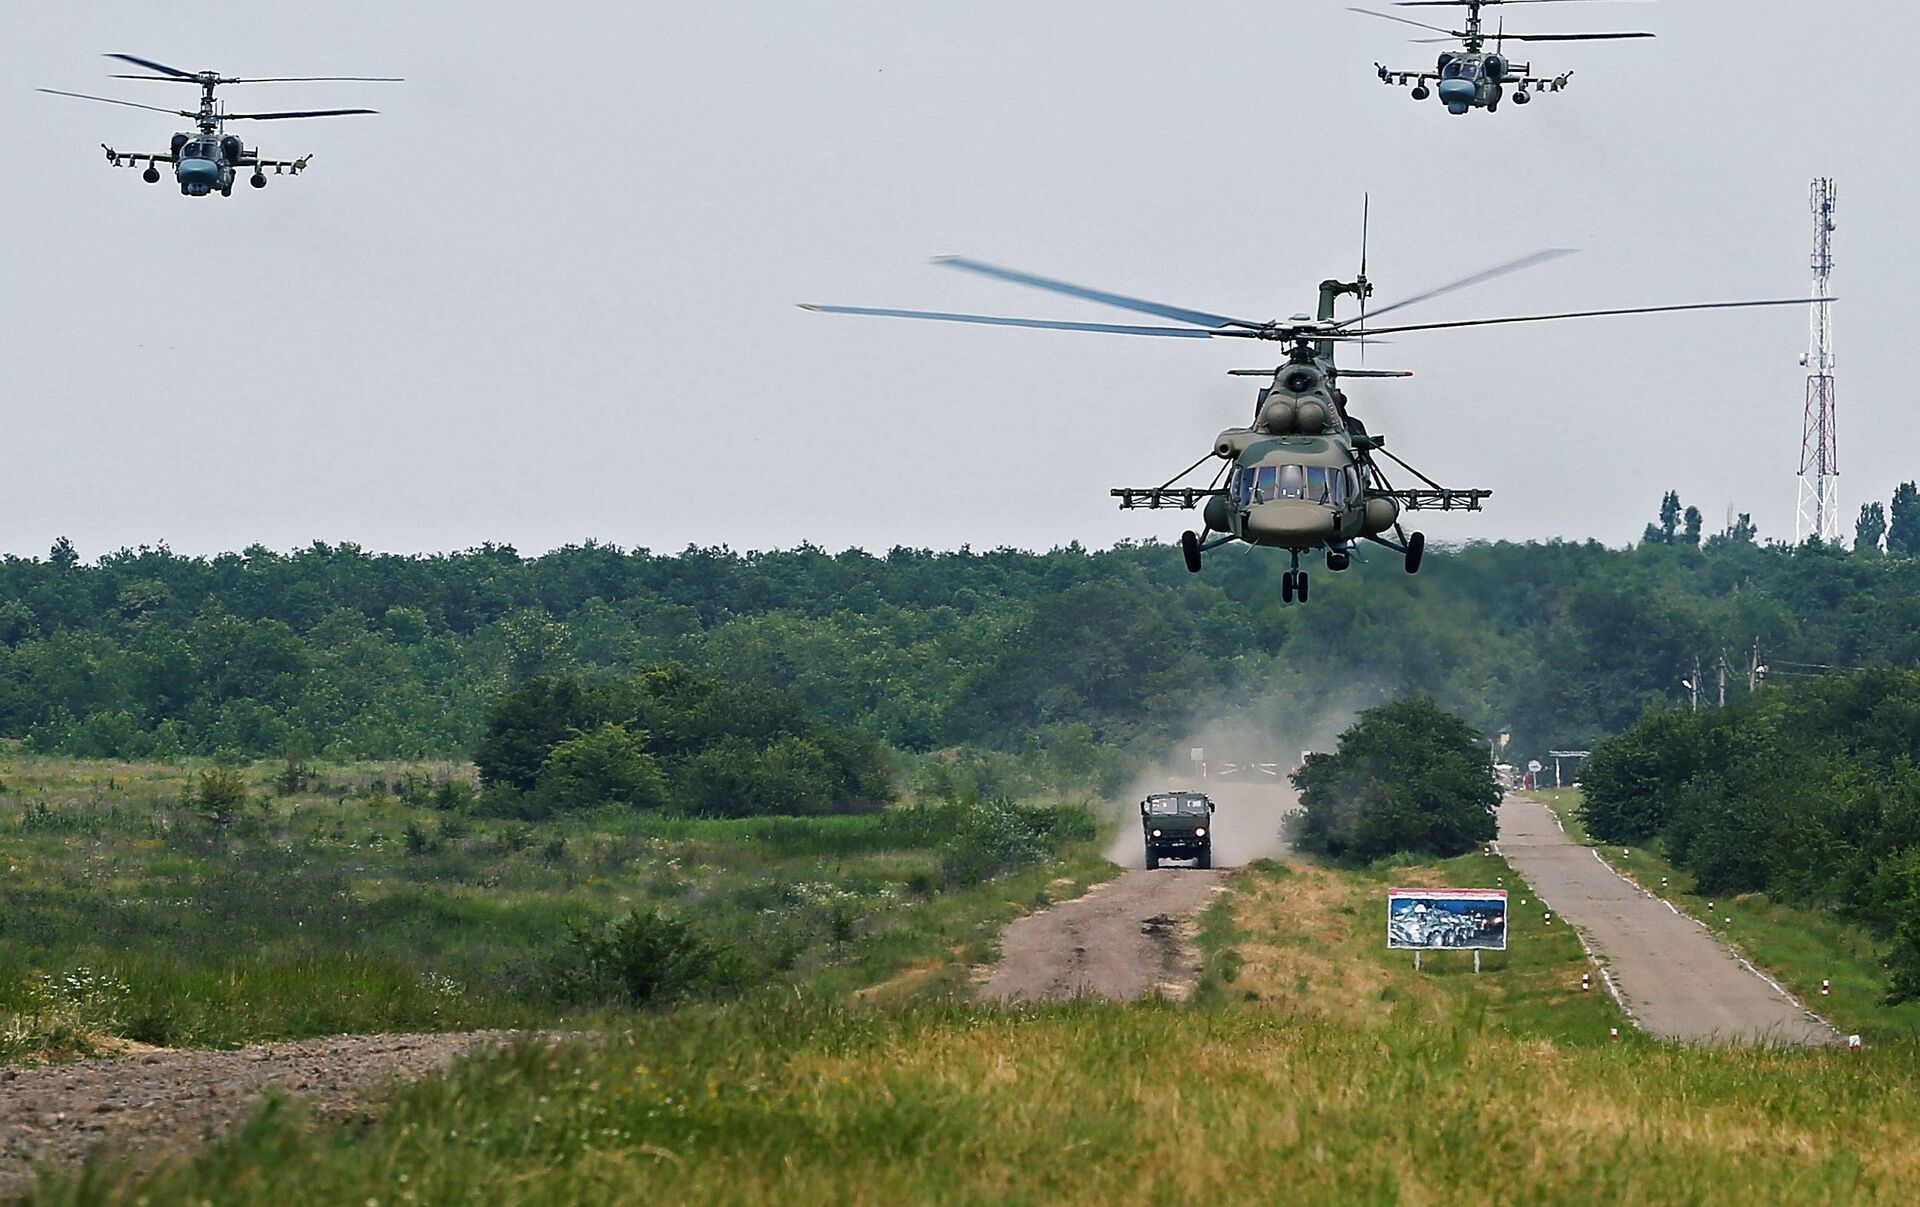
[1141,791,1215,870]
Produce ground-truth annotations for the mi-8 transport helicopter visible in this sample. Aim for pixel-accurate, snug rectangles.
[40,54,399,196]
[804,243,1825,603]
[1354,0,1653,114]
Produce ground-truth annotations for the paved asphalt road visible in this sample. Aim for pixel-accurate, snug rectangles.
[1498,795,1836,1046]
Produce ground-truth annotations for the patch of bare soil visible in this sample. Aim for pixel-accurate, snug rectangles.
[976,869,1229,1003]
[0,1031,519,1200]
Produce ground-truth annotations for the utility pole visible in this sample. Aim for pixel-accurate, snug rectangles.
[1796,179,1840,544]
[1718,655,1728,708]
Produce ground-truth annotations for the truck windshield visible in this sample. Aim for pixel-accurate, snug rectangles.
[1145,796,1210,816]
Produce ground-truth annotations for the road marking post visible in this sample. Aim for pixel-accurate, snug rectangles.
[1849,1035,1863,1053]
[1582,972,1591,993]
[1610,1027,1620,1042]
[1822,979,1831,996]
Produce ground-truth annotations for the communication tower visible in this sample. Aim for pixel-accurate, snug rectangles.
[1796,179,1839,543]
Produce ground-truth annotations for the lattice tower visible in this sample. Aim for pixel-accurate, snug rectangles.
[1796,178,1839,543]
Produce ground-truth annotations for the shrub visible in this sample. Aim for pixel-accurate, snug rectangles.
[1290,697,1499,863]
[192,768,251,830]
[537,723,668,812]
[274,756,314,796]
[551,907,733,1006]
[938,797,1097,888]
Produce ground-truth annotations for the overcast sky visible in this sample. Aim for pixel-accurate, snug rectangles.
[2,1,1914,561]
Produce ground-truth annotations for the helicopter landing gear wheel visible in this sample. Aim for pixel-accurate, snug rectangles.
[1297,572,1310,603]
[1182,531,1203,575]
[220,183,232,197]
[1514,90,1531,105]
[1405,532,1427,575]
[142,166,160,184]
[250,173,267,189]
[1282,572,1296,604]
[1411,85,1430,101]
[1327,550,1351,573]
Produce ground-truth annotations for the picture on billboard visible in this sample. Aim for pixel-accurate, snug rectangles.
[1387,889,1509,951]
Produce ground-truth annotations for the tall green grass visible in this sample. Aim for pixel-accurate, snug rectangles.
[45,993,1920,1205]
[1,758,1111,1056]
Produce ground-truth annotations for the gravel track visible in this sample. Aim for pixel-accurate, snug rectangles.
[0,1031,519,1200]
[981,781,1296,1003]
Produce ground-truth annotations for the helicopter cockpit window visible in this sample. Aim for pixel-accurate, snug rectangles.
[1305,467,1331,504]
[1277,465,1305,500]
[1251,466,1277,503]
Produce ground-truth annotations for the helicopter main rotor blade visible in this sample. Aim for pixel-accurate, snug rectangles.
[934,257,1263,331]
[1500,32,1655,41]
[1356,297,1831,338]
[110,74,406,83]
[1395,2,1660,7]
[105,53,198,79]
[1340,249,1576,327]
[222,108,380,120]
[228,76,404,82]
[1349,8,1463,36]
[37,88,192,118]
[799,304,1222,338]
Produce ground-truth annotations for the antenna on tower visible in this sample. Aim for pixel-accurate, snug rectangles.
[1796,178,1839,544]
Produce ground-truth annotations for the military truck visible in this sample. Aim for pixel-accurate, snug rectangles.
[1141,791,1215,869]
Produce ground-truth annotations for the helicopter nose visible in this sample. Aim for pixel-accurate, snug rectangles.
[177,157,219,185]
[1438,79,1475,111]
[1243,500,1337,544]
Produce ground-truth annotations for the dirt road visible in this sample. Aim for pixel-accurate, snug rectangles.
[1497,796,1836,1046]
[981,781,1295,1003]
[0,1031,516,1199]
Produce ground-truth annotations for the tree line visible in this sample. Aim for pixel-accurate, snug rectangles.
[1580,668,1920,1001]
[4,485,1920,764]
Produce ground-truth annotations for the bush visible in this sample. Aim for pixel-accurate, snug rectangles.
[938,797,1097,888]
[476,666,896,818]
[537,723,668,812]
[550,907,735,1006]
[1290,698,1499,863]
[192,768,250,830]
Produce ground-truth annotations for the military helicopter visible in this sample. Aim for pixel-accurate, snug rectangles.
[1353,0,1654,114]
[803,234,1826,603]
[39,54,399,196]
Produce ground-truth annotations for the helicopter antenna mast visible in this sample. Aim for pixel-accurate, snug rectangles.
[1795,178,1839,544]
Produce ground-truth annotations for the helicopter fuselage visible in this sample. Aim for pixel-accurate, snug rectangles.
[1200,353,1399,558]
[1434,52,1510,114]
[172,132,239,196]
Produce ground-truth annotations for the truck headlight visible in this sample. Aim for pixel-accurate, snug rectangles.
[1152,829,1162,838]
[1195,828,1207,838]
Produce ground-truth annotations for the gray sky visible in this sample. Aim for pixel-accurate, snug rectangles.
[3,1,1915,560]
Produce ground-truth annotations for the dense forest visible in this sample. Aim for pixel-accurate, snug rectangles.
[1580,669,1920,1000]
[3,487,1920,765]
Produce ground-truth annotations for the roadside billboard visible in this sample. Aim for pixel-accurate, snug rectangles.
[1387,889,1509,951]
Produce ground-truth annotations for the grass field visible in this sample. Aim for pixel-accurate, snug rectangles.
[1,757,1112,1061]
[1528,789,1920,1042]
[43,855,1920,1205]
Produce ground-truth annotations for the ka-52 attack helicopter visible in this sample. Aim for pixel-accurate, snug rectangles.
[1354,0,1653,114]
[804,234,1827,604]
[39,54,400,196]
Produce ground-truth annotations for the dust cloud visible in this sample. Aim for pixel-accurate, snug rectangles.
[1099,696,1374,870]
